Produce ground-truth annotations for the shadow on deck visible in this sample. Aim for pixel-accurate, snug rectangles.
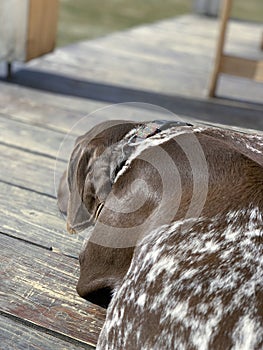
[2,67,263,131]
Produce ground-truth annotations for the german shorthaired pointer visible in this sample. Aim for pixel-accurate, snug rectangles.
[58,120,263,349]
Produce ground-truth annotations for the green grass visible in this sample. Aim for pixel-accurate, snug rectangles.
[232,0,263,23]
[57,0,263,47]
[57,0,191,47]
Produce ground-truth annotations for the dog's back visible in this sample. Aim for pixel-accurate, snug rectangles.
[97,212,263,349]
[96,129,263,350]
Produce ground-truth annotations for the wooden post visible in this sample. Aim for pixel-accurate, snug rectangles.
[26,0,59,61]
[0,0,59,65]
[208,0,232,97]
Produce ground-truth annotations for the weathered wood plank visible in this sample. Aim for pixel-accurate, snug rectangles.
[0,88,182,134]
[0,234,106,347]
[149,15,261,44]
[0,80,103,117]
[1,78,262,133]
[0,102,87,136]
[0,14,262,130]
[25,15,261,100]
[29,50,262,105]
[39,41,211,76]
[0,92,197,134]
[220,55,263,81]
[24,52,209,93]
[47,22,261,67]
[0,181,85,257]
[0,143,65,196]
[0,315,94,350]
[0,113,75,160]
[36,15,261,66]
[0,90,116,135]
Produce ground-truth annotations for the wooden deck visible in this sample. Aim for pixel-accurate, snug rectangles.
[0,14,262,349]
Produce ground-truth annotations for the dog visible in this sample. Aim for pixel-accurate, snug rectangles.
[58,121,263,349]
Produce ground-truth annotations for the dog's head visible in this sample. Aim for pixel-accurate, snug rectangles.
[57,120,139,233]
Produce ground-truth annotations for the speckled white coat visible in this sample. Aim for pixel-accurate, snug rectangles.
[97,209,263,350]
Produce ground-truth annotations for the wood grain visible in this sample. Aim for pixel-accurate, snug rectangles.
[1,15,262,105]
[26,15,262,103]
[0,143,65,196]
[0,113,75,163]
[0,90,180,136]
[221,55,263,81]
[0,315,94,350]
[0,234,106,347]
[0,83,102,129]
[26,0,59,61]
[0,181,86,257]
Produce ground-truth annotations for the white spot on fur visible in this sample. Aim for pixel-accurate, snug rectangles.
[147,256,177,283]
[137,293,147,308]
[162,300,189,322]
[232,315,261,350]
[246,143,262,154]
[199,239,219,253]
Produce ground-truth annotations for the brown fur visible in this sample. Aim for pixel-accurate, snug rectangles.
[76,130,263,298]
[58,122,263,349]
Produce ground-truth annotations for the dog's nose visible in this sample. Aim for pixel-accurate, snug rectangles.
[77,285,113,309]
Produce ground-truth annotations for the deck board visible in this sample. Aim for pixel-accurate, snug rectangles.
[0,315,92,350]
[0,13,262,349]
[0,182,87,257]
[23,15,263,104]
[0,86,196,134]
[0,143,65,197]
[1,77,262,132]
[0,234,105,347]
[0,113,74,159]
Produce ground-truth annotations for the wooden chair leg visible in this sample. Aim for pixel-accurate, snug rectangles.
[208,0,233,97]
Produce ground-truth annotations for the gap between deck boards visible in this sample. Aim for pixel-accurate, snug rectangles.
[0,234,106,348]
[0,311,95,350]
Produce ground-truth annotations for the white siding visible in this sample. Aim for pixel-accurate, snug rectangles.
[0,0,29,61]
[193,0,221,16]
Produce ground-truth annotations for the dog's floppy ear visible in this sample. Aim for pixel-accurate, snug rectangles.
[57,120,139,233]
[65,130,112,233]
[57,132,95,217]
